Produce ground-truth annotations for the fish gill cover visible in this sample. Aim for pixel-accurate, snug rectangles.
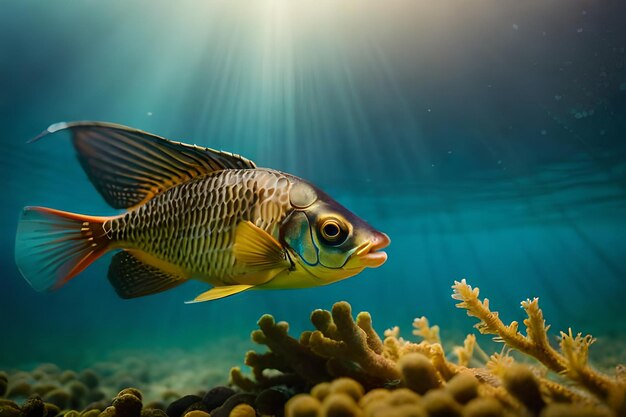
[0,0,625,416]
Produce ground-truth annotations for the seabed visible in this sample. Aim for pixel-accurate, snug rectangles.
[1,280,625,417]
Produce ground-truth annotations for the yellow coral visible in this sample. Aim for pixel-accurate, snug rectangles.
[452,279,624,405]
[412,317,441,345]
[230,279,624,416]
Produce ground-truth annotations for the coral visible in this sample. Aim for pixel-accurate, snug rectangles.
[0,399,22,417]
[6,379,32,397]
[231,279,624,416]
[398,353,442,395]
[452,279,625,405]
[285,394,321,417]
[79,369,100,389]
[112,392,143,417]
[42,388,70,409]
[21,395,45,417]
[444,373,479,405]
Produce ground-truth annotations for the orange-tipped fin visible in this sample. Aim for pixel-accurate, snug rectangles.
[14,206,113,292]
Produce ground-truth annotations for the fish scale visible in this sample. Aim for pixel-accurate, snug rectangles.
[108,168,292,283]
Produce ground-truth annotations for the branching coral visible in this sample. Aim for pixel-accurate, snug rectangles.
[232,279,625,417]
[452,279,624,405]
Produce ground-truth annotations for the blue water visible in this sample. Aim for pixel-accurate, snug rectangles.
[1,1,625,369]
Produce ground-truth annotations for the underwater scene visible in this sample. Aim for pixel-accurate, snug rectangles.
[1,1,626,416]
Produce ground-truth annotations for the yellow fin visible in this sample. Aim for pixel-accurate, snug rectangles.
[233,221,291,271]
[185,284,254,303]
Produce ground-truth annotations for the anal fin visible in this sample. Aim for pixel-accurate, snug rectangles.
[108,251,186,299]
[185,285,254,304]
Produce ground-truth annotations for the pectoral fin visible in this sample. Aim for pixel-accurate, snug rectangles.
[233,221,291,272]
[185,284,254,303]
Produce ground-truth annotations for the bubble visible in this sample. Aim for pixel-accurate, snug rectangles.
[512,24,519,30]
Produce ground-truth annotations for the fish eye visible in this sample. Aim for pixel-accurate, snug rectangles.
[319,218,348,245]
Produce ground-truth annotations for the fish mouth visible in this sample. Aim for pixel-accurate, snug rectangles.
[353,233,390,268]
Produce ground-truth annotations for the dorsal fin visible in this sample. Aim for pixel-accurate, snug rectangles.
[33,121,257,209]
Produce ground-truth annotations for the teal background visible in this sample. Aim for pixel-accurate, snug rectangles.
[1,1,625,368]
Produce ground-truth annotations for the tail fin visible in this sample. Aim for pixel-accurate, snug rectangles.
[15,207,112,292]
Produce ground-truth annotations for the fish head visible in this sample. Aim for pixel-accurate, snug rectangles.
[280,180,390,284]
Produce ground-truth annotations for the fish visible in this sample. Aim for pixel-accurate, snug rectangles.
[14,121,390,302]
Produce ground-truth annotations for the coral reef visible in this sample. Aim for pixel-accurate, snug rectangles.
[231,279,625,416]
[1,279,624,417]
